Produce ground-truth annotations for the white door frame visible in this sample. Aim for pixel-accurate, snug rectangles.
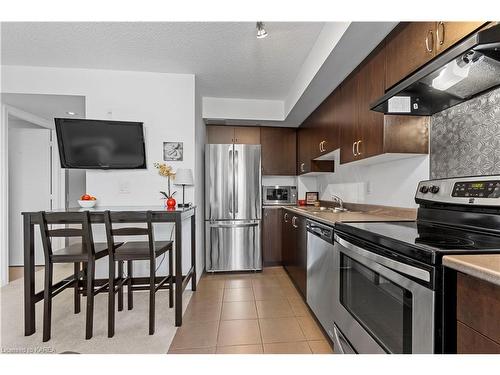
[0,104,65,286]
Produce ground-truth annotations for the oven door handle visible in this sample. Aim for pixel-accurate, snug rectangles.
[334,234,431,282]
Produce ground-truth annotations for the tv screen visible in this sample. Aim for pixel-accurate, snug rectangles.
[55,118,146,169]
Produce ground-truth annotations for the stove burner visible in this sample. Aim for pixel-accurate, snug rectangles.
[415,235,476,249]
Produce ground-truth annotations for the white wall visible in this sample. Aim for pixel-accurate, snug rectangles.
[316,150,429,208]
[202,97,284,122]
[2,65,200,281]
[194,79,206,275]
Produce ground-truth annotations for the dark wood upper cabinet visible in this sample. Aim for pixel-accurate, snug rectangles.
[261,127,296,176]
[262,207,282,266]
[206,125,260,144]
[435,22,486,54]
[385,22,436,90]
[234,126,260,144]
[338,75,358,164]
[206,125,235,144]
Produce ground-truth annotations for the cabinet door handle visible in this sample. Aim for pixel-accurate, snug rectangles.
[292,216,298,228]
[437,21,445,45]
[357,140,362,156]
[322,140,327,152]
[352,142,357,156]
[425,29,434,53]
[300,162,305,172]
[319,141,323,153]
[284,213,289,223]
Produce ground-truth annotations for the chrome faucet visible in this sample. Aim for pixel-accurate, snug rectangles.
[331,194,345,211]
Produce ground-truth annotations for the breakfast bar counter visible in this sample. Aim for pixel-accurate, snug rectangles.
[21,205,196,336]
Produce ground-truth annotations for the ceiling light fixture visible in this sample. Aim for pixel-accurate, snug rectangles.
[256,22,268,39]
[66,111,77,115]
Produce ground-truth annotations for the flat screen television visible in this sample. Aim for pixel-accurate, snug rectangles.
[55,118,146,169]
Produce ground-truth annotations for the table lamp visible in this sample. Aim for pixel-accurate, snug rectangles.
[174,168,194,208]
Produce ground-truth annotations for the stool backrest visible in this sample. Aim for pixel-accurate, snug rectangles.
[104,210,155,257]
[38,211,95,262]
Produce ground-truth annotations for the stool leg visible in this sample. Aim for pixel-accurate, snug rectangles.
[108,258,116,338]
[149,260,155,335]
[117,260,123,312]
[168,249,173,308]
[42,262,53,342]
[74,262,81,314]
[127,260,133,310]
[85,259,95,340]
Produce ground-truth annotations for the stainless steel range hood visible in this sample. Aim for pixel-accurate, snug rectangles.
[371,24,500,115]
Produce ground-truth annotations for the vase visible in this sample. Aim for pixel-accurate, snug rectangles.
[166,197,176,209]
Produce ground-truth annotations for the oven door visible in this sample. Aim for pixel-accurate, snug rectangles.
[333,233,435,354]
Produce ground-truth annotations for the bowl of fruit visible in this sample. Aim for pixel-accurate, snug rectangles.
[78,194,97,208]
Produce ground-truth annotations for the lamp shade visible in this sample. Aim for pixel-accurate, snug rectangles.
[174,168,194,186]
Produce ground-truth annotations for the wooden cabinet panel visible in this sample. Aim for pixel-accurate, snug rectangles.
[457,321,500,354]
[297,122,313,174]
[339,77,358,164]
[261,127,296,175]
[262,208,282,266]
[435,22,486,54]
[457,272,500,344]
[383,115,429,154]
[234,126,260,144]
[357,45,385,159]
[385,22,436,90]
[282,211,307,299]
[207,125,234,144]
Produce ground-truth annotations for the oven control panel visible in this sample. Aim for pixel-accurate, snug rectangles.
[452,180,500,198]
[415,175,500,206]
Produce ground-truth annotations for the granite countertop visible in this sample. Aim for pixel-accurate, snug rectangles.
[281,203,416,226]
[443,254,500,287]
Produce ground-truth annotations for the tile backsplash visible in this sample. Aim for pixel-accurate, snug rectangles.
[430,87,500,179]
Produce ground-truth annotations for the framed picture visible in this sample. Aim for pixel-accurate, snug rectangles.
[305,191,319,205]
[163,142,183,161]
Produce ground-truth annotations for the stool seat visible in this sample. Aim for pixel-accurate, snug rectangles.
[114,241,172,261]
[51,242,121,263]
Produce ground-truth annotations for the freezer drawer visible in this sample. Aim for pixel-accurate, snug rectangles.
[205,220,262,272]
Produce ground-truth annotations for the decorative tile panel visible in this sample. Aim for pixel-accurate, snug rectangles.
[430,87,500,179]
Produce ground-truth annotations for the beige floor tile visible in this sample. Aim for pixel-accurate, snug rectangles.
[216,344,263,354]
[259,317,306,343]
[223,287,254,302]
[308,340,334,354]
[287,296,310,317]
[168,347,217,354]
[266,267,287,276]
[253,285,285,300]
[197,279,226,290]
[183,302,222,322]
[224,278,253,289]
[263,341,312,354]
[217,319,262,346]
[281,285,301,299]
[221,301,258,320]
[252,277,280,288]
[275,275,295,288]
[256,299,294,318]
[189,288,224,304]
[170,321,219,350]
[297,316,324,340]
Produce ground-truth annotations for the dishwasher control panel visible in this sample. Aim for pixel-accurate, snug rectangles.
[306,220,334,243]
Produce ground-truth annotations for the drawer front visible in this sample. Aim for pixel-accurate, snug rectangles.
[457,272,500,344]
[457,322,500,354]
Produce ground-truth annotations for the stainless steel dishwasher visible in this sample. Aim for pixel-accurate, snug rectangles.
[306,219,335,341]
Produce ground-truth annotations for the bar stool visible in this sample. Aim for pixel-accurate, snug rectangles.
[104,210,174,337]
[38,211,120,341]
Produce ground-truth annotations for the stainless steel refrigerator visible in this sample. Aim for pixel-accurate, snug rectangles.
[205,144,262,272]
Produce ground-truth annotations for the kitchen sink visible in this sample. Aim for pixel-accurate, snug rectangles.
[297,206,357,214]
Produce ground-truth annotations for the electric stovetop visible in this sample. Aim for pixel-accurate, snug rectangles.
[335,220,500,265]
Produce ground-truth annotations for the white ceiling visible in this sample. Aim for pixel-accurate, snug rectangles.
[1,22,324,100]
[1,93,86,121]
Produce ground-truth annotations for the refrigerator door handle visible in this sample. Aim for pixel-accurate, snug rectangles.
[228,148,233,215]
[234,149,239,214]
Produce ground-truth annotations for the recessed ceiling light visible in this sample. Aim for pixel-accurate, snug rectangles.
[66,111,77,115]
[256,22,268,39]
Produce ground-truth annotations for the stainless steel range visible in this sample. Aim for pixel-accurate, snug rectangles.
[332,175,500,354]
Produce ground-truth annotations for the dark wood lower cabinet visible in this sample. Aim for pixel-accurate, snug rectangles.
[262,208,282,266]
[455,272,500,353]
[282,210,307,299]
